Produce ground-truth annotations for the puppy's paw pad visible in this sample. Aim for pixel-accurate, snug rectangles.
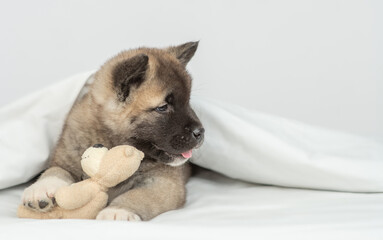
[96,207,141,221]
[21,177,70,212]
[38,200,49,209]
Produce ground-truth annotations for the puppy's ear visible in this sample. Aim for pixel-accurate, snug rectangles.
[167,41,199,66]
[113,54,149,101]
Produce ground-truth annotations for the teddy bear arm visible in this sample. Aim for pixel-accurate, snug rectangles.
[63,191,108,219]
[55,180,102,210]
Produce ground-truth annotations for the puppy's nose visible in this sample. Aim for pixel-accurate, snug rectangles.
[192,127,205,140]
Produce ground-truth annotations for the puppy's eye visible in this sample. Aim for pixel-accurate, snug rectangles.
[155,104,168,112]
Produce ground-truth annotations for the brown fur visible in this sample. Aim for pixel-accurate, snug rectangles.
[22,42,203,220]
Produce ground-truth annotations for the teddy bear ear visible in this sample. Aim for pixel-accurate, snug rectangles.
[124,147,133,157]
[81,146,108,177]
[125,146,145,160]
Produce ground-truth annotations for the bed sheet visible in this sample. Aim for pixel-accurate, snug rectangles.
[1,169,382,240]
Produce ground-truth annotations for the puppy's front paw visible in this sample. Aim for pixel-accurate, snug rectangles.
[96,207,141,221]
[21,176,71,212]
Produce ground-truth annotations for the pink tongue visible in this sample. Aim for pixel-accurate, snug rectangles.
[181,150,193,159]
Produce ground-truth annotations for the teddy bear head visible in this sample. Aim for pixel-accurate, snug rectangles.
[81,144,144,188]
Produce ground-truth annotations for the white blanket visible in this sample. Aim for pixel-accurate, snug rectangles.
[1,170,383,240]
[0,72,382,192]
[192,98,383,192]
[0,72,382,239]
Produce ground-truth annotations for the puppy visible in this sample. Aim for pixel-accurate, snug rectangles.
[21,42,204,221]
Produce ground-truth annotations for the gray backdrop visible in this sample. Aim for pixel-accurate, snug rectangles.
[0,0,381,139]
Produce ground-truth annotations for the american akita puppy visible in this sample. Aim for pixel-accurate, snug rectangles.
[21,42,205,221]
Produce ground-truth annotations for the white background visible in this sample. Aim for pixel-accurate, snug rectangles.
[0,0,381,139]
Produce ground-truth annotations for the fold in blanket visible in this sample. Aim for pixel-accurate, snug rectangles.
[191,98,383,192]
[0,72,382,192]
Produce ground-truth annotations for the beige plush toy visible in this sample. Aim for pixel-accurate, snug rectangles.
[17,144,144,219]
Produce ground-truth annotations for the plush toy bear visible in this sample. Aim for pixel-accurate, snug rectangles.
[17,144,144,219]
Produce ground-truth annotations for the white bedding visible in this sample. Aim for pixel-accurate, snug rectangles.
[0,72,382,239]
[1,72,382,192]
[1,170,383,240]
